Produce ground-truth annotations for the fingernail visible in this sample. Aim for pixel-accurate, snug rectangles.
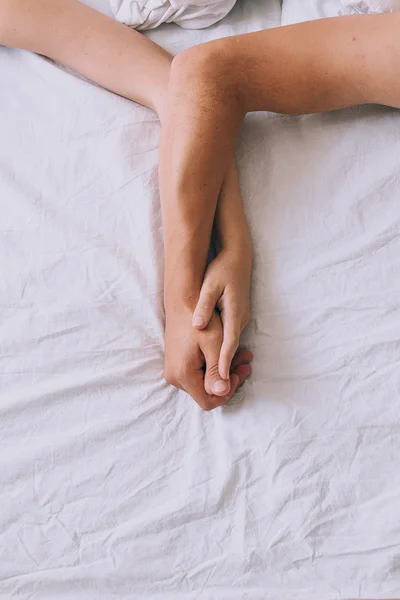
[192,316,204,327]
[213,380,229,394]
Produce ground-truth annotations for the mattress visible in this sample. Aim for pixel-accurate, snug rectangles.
[1,1,400,598]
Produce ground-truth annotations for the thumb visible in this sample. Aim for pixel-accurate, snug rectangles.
[192,280,221,330]
[202,333,231,397]
[218,303,242,381]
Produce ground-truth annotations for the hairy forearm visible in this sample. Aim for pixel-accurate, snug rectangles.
[161,157,251,313]
[159,54,245,312]
[159,11,400,316]
[160,164,223,313]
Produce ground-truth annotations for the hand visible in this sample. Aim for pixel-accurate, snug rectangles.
[164,306,252,411]
[192,249,251,381]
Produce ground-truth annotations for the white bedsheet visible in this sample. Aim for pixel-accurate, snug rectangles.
[1,1,400,598]
[110,0,237,30]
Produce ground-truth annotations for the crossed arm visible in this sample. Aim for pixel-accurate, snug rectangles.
[160,10,400,408]
[3,0,400,409]
[0,0,253,409]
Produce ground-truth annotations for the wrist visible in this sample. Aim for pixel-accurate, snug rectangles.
[216,229,253,264]
[164,291,200,316]
[214,205,252,253]
[163,239,210,314]
[164,272,202,314]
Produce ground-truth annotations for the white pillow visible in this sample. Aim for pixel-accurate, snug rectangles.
[110,0,237,30]
[341,0,400,13]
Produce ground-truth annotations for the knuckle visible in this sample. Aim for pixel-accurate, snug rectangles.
[202,282,216,296]
[205,326,222,345]
[164,362,189,388]
[207,338,222,357]
[199,289,218,310]
[198,301,213,315]
[203,296,216,310]
[171,42,241,105]
[176,363,189,383]
[164,367,177,387]
[199,399,218,412]
[207,363,221,379]
[223,295,238,312]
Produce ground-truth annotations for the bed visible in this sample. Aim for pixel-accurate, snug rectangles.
[1,1,400,597]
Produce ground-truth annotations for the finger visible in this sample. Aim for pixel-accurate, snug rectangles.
[202,335,231,397]
[231,363,252,388]
[192,283,220,330]
[219,319,241,381]
[188,365,250,412]
[186,369,229,411]
[226,373,240,399]
[209,373,240,406]
[204,370,247,408]
[231,348,253,370]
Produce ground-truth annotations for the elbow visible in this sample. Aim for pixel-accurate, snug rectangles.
[0,0,31,47]
[171,43,217,75]
[170,44,220,92]
[170,40,245,112]
[0,2,14,46]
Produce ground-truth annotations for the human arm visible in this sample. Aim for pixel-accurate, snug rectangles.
[0,0,253,408]
[159,11,400,388]
[162,157,253,408]
[0,0,172,120]
[193,158,253,381]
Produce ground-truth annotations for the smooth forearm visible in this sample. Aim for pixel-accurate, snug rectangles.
[1,0,248,315]
[214,160,252,260]
[1,0,207,310]
[1,0,172,119]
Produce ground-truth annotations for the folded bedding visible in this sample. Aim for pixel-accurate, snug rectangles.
[109,0,237,29]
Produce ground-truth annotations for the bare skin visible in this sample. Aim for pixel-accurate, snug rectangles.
[3,3,400,409]
[0,0,253,410]
[160,12,400,407]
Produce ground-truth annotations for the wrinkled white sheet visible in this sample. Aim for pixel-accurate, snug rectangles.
[1,1,400,598]
[110,0,237,30]
[281,0,353,23]
[282,0,398,22]
[342,0,400,13]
